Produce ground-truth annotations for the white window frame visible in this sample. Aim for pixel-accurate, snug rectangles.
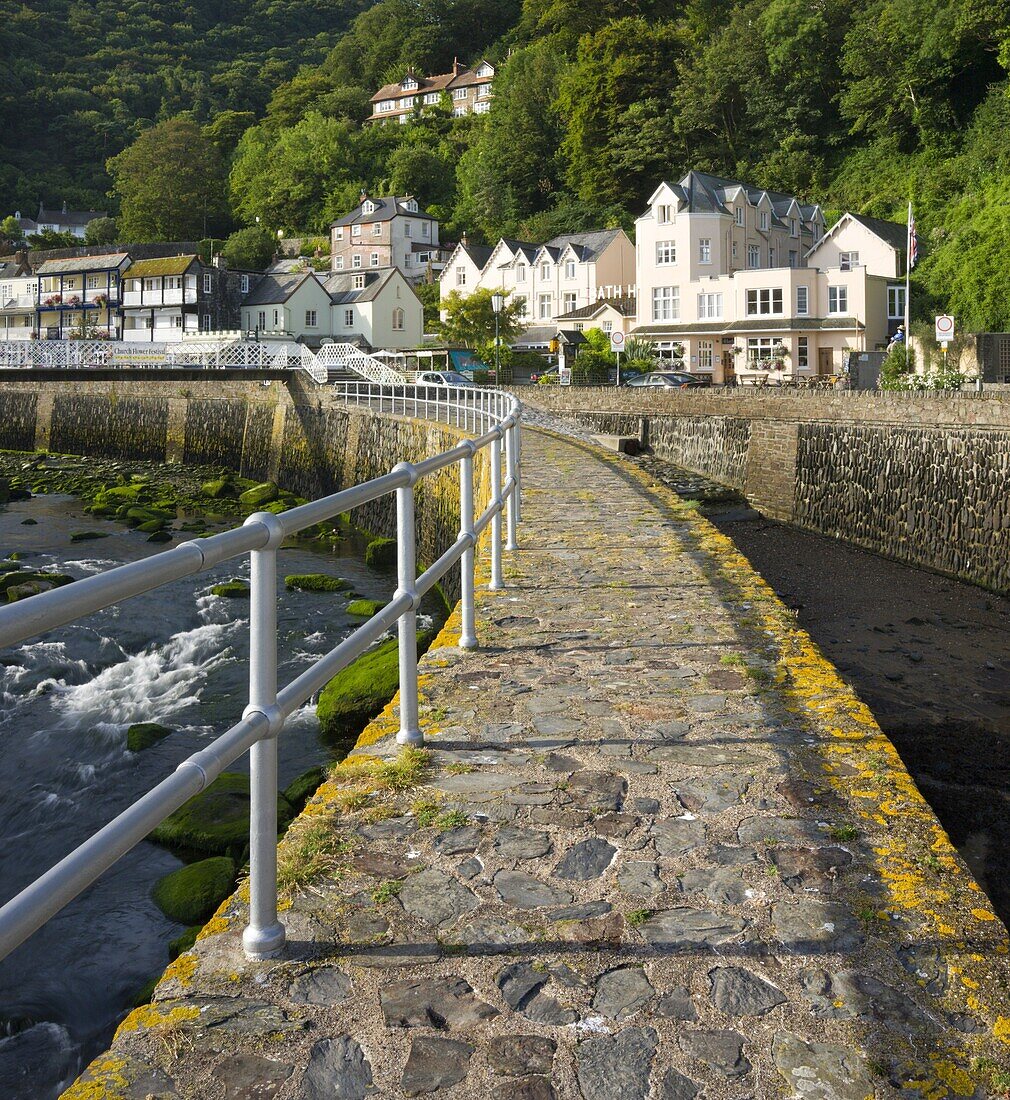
[537,293,552,320]
[370,253,379,267]
[839,251,859,271]
[656,204,673,225]
[516,263,526,283]
[602,320,613,333]
[203,273,212,293]
[747,245,760,269]
[564,260,576,279]
[699,238,712,264]
[887,285,905,319]
[452,87,468,101]
[697,292,722,320]
[797,336,809,368]
[563,292,577,312]
[351,224,361,237]
[746,288,784,316]
[735,207,744,226]
[699,340,714,370]
[796,286,809,316]
[344,307,354,327]
[540,262,550,279]
[352,274,365,289]
[456,266,467,286]
[352,254,362,269]
[747,336,776,362]
[305,309,317,327]
[392,307,405,330]
[656,240,676,265]
[651,286,679,322]
[335,256,345,270]
[240,274,249,294]
[828,285,848,314]
[759,210,769,231]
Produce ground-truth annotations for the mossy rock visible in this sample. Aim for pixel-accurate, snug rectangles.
[8,488,30,502]
[7,580,51,601]
[168,925,201,960]
[150,772,294,858]
[147,531,173,543]
[127,722,172,752]
[284,573,349,593]
[132,975,160,1008]
[201,479,236,500]
[283,766,326,811]
[364,537,397,570]
[101,485,145,503]
[0,569,24,589]
[238,482,279,507]
[137,519,166,533]
[152,856,237,924]
[211,580,250,598]
[346,598,385,618]
[70,530,109,542]
[316,629,435,748]
[6,552,24,561]
[20,519,37,526]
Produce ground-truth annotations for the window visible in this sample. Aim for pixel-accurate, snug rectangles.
[538,293,552,320]
[797,336,809,368]
[769,248,775,267]
[456,266,467,286]
[656,241,676,265]
[697,292,722,320]
[796,286,809,315]
[735,207,744,226]
[423,92,439,105]
[828,285,848,314]
[335,227,344,240]
[344,308,354,327]
[142,316,153,329]
[272,309,279,327]
[790,218,798,237]
[747,337,776,362]
[404,223,412,238]
[759,210,769,231]
[732,241,738,260]
[699,340,714,370]
[541,263,550,279]
[392,307,405,330]
[401,97,415,109]
[335,256,345,270]
[656,204,673,224]
[516,263,527,283]
[305,309,317,327]
[352,274,365,289]
[87,275,100,289]
[352,224,361,237]
[699,238,711,264]
[203,313,211,330]
[474,100,490,114]
[651,286,679,321]
[453,87,469,100]
[144,278,158,292]
[402,77,418,91]
[788,251,797,268]
[748,245,760,269]
[422,222,429,237]
[172,315,183,328]
[602,320,613,333]
[370,253,379,267]
[839,251,859,271]
[352,254,362,269]
[888,284,906,319]
[452,106,467,117]
[564,260,575,279]
[240,274,250,294]
[371,222,381,237]
[257,311,266,329]
[563,292,577,312]
[165,276,182,290]
[746,288,783,316]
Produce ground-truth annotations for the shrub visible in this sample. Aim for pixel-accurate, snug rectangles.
[221,226,275,271]
[572,348,611,385]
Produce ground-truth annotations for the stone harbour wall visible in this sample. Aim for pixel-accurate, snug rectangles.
[523,387,1010,593]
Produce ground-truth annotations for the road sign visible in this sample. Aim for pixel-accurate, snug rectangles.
[609,330,626,354]
[935,314,955,344]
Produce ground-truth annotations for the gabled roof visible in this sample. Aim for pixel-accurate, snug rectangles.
[806,212,907,259]
[0,260,29,280]
[323,267,407,304]
[36,204,106,228]
[35,252,129,274]
[645,171,818,232]
[555,296,637,322]
[241,273,313,306]
[370,62,494,103]
[331,196,435,228]
[125,255,199,279]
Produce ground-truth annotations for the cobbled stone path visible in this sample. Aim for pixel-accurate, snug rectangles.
[67,428,1010,1100]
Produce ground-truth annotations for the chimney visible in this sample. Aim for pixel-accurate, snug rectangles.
[360,190,367,205]
[14,249,27,268]
[452,56,461,77]
[212,253,226,269]
[461,231,467,246]
[62,200,68,214]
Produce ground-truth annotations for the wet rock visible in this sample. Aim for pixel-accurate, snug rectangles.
[655,986,698,1021]
[592,966,654,1019]
[398,869,478,928]
[708,967,786,1016]
[652,819,706,856]
[617,861,665,897]
[772,1032,874,1100]
[660,1069,700,1099]
[488,1035,556,1076]
[676,775,750,813]
[679,1030,750,1078]
[554,837,617,880]
[639,908,746,948]
[771,900,863,953]
[379,977,498,1029]
[493,870,573,909]
[297,1037,373,1100]
[492,826,552,860]
[575,1027,657,1100]
[401,1036,473,1096]
[289,968,353,1006]
[217,1054,293,1099]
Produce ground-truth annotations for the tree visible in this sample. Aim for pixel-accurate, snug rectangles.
[108,115,229,241]
[222,226,276,270]
[440,288,526,349]
[0,215,24,247]
[84,217,118,245]
[27,229,79,249]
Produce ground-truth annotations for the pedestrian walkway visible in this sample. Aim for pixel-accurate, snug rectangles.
[67,428,1010,1100]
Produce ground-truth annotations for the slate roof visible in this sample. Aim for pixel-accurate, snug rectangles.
[0,261,28,280]
[542,229,623,263]
[331,196,435,228]
[35,252,129,274]
[458,243,492,269]
[124,255,199,279]
[323,268,400,304]
[847,213,908,252]
[655,171,820,232]
[555,296,637,322]
[241,273,312,306]
[34,204,107,228]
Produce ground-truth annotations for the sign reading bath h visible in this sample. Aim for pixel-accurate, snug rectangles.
[935,314,955,345]
[609,330,626,355]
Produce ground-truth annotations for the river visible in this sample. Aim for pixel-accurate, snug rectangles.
[0,488,410,1099]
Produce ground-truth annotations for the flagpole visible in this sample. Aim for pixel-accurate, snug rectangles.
[905,201,912,367]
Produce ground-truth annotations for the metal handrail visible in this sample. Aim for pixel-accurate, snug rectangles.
[0,384,521,963]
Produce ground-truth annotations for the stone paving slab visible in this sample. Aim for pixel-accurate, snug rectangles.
[65,428,1010,1100]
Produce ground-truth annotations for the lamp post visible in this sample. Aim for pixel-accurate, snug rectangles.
[491,292,504,382]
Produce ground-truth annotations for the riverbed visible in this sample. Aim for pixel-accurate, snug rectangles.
[0,488,409,1099]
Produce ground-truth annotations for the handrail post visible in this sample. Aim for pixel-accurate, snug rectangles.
[505,418,519,551]
[459,446,478,648]
[395,464,423,745]
[242,512,286,960]
[514,409,522,524]
[489,429,505,591]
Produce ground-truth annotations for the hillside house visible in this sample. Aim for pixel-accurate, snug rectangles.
[0,256,36,339]
[34,253,130,338]
[14,202,107,239]
[322,268,423,350]
[331,196,448,283]
[368,60,494,124]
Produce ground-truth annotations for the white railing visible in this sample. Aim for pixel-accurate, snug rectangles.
[315,342,406,384]
[0,383,520,963]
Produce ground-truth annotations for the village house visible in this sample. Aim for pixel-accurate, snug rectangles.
[34,253,131,339]
[554,296,637,339]
[322,268,423,350]
[632,170,905,382]
[368,60,495,124]
[240,273,334,346]
[0,254,36,339]
[330,195,449,284]
[121,255,251,342]
[13,202,107,239]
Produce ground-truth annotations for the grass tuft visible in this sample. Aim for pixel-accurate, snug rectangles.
[276,818,353,898]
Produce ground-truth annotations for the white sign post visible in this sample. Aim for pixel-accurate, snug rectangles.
[610,330,626,386]
[935,314,954,344]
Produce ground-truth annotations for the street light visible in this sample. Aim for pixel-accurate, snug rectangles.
[491,292,504,382]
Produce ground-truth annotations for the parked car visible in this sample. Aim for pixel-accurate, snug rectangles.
[624,371,710,389]
[531,365,559,384]
[414,370,475,386]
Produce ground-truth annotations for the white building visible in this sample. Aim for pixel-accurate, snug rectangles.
[330,195,450,283]
[122,255,248,342]
[13,202,107,239]
[633,171,905,381]
[0,257,36,339]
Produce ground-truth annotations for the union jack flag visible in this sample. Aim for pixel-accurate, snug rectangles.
[907,203,918,269]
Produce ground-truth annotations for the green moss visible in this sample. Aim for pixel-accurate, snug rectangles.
[137,519,166,533]
[168,926,201,960]
[284,573,349,593]
[152,856,237,924]
[316,630,435,748]
[69,530,109,542]
[238,482,279,506]
[132,975,160,1008]
[211,580,250,598]
[127,722,173,752]
[346,598,385,618]
[150,772,294,858]
[201,478,236,499]
[283,765,326,811]
[147,530,173,543]
[364,536,397,570]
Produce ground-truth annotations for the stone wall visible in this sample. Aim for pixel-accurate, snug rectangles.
[523,387,1010,592]
[0,372,490,601]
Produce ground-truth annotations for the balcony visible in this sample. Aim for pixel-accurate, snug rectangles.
[122,289,196,307]
[38,289,119,311]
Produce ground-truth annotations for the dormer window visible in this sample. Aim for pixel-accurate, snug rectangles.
[362,201,375,214]
[735,207,744,226]
[405,199,418,212]
[401,77,418,91]
[353,274,366,289]
[476,64,494,78]
[656,204,673,225]
[759,210,770,231]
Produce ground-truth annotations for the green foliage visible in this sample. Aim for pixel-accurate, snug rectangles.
[878,344,916,389]
[284,573,350,592]
[283,766,327,811]
[84,217,117,245]
[440,288,526,349]
[152,856,237,925]
[108,115,229,241]
[222,226,275,270]
[0,215,24,245]
[126,722,172,752]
